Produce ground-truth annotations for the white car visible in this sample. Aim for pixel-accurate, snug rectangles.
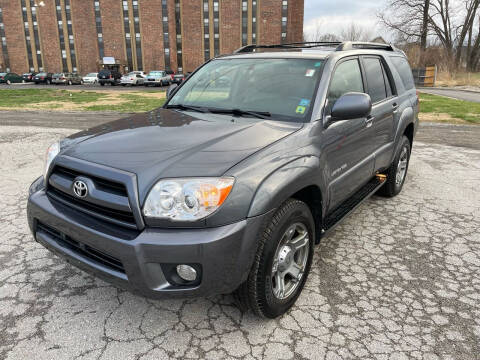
[121,72,146,86]
[144,71,171,87]
[82,73,98,84]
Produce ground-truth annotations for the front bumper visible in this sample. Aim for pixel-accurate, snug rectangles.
[52,79,67,84]
[27,178,267,298]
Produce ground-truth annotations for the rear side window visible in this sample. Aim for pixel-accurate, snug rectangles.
[390,57,415,90]
[363,57,387,103]
[327,59,364,112]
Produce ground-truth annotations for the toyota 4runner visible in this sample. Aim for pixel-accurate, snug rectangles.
[27,42,419,318]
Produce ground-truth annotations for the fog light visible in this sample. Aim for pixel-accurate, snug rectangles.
[176,264,197,282]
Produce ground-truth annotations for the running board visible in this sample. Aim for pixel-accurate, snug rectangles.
[321,174,386,237]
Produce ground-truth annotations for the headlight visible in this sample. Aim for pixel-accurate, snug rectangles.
[44,142,60,179]
[143,177,235,221]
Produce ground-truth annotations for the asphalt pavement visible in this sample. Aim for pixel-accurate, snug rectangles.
[0,116,479,359]
[418,87,480,103]
[0,82,168,92]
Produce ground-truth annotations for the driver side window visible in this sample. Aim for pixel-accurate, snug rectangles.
[326,59,364,113]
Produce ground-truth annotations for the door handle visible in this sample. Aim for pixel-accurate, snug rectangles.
[393,102,399,111]
[365,115,374,128]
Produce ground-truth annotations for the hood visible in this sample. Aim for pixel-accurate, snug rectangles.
[63,108,302,196]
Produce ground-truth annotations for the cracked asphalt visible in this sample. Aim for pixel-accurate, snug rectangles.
[1,122,479,360]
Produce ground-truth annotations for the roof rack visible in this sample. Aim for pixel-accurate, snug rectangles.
[233,42,342,53]
[233,41,403,54]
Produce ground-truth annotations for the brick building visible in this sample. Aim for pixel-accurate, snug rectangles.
[0,0,304,75]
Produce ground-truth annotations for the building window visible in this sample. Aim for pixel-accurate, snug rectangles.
[21,0,35,71]
[203,0,210,61]
[241,1,248,46]
[64,0,77,71]
[162,0,170,69]
[0,7,10,72]
[213,2,219,56]
[175,0,182,71]
[122,1,133,71]
[132,0,143,70]
[93,0,104,58]
[281,0,288,42]
[252,0,257,44]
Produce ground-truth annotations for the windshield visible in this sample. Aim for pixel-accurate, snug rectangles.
[0,73,6,76]
[167,58,324,122]
[148,71,163,76]
[37,73,47,76]
[86,73,97,77]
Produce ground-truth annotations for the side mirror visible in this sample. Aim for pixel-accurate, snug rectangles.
[167,83,178,99]
[331,92,372,121]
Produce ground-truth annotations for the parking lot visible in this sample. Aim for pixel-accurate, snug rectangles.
[0,82,172,92]
[0,116,479,359]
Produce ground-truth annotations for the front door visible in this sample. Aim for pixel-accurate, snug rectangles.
[322,58,375,212]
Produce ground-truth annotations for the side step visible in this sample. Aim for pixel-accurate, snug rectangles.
[321,174,386,237]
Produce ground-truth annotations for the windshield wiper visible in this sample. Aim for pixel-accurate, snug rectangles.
[208,108,272,119]
[165,104,209,113]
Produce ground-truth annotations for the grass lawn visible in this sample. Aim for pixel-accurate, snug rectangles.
[419,93,480,124]
[0,88,165,112]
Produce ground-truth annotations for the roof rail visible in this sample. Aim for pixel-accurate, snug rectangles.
[233,42,342,53]
[336,42,396,52]
[232,41,405,55]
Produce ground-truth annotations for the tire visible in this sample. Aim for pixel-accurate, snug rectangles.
[378,135,411,197]
[6,80,11,85]
[46,79,51,85]
[68,80,72,85]
[233,199,315,318]
[100,82,105,86]
[22,80,26,83]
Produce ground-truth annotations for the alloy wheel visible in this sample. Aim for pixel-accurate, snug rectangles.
[396,146,409,186]
[271,223,310,300]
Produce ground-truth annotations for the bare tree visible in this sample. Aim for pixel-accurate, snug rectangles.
[340,23,373,42]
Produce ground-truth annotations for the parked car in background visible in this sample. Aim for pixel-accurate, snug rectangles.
[0,72,23,85]
[172,73,185,84]
[52,73,83,85]
[34,72,53,85]
[121,72,145,86]
[22,72,37,82]
[82,73,98,85]
[144,70,171,87]
[98,69,122,86]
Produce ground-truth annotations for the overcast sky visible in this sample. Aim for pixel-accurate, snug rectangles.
[303,0,389,40]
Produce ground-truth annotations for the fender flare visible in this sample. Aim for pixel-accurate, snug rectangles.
[247,155,323,218]
[390,106,415,164]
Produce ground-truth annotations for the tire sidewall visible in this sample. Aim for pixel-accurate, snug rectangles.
[258,202,315,318]
[392,137,411,194]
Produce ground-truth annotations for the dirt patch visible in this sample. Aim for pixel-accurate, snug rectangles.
[419,112,470,125]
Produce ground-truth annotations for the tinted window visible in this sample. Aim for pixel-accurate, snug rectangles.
[363,58,387,103]
[169,58,324,122]
[390,57,414,90]
[327,59,364,112]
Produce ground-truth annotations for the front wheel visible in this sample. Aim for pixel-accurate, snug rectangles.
[6,80,11,85]
[233,199,314,318]
[379,135,411,197]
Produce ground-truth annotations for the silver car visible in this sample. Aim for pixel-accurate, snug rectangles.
[121,72,145,86]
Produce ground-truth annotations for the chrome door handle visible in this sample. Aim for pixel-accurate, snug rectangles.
[365,116,374,127]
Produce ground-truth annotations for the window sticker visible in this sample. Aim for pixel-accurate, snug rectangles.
[299,99,310,107]
[296,106,307,114]
[305,69,315,77]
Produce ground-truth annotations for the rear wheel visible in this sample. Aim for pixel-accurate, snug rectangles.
[100,82,105,86]
[6,80,11,85]
[233,199,314,318]
[379,135,411,197]
[46,79,51,85]
[68,80,72,85]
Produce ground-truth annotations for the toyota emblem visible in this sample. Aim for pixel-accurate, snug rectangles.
[73,180,88,198]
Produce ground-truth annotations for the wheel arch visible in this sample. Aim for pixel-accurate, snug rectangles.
[247,156,324,244]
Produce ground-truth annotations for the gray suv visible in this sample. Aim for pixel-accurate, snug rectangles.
[27,42,419,318]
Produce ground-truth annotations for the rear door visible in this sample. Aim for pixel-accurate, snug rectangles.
[361,56,397,171]
[323,57,376,211]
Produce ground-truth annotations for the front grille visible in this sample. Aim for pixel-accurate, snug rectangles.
[37,221,125,274]
[47,165,137,229]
